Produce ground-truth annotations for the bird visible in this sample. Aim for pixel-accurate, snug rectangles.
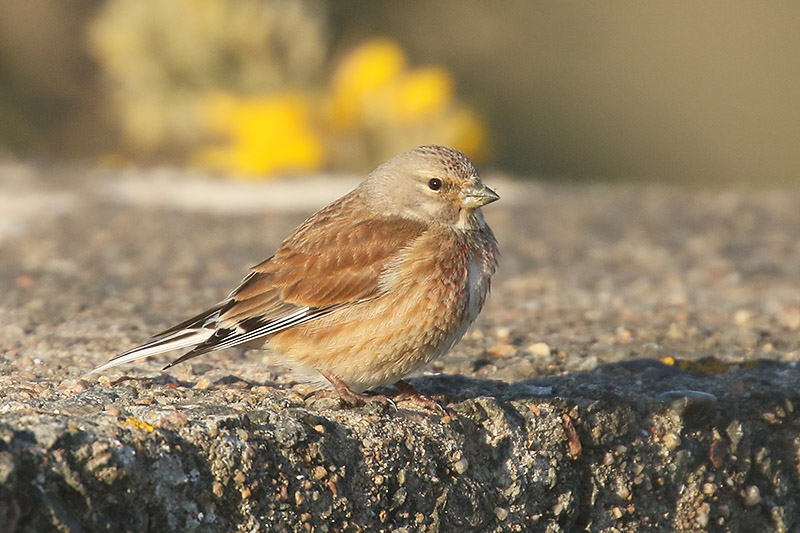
[90,145,499,406]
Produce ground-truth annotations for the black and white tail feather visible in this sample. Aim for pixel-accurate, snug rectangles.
[87,286,335,375]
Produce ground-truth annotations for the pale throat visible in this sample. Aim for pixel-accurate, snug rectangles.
[454,207,485,231]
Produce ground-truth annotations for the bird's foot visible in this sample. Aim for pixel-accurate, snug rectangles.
[392,380,453,415]
[319,372,396,409]
[109,375,155,387]
[318,373,452,415]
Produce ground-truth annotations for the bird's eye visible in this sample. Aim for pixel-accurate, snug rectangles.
[428,178,442,191]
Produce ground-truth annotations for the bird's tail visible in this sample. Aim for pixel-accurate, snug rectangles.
[86,328,213,376]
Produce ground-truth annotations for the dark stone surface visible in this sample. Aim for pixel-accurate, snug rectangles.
[2,163,800,532]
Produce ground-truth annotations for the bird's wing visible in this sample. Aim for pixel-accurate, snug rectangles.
[183,214,429,359]
[91,212,427,373]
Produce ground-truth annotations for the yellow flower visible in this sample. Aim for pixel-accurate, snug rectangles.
[330,39,406,129]
[89,0,326,153]
[438,107,489,163]
[194,92,324,177]
[386,67,454,124]
[325,37,487,167]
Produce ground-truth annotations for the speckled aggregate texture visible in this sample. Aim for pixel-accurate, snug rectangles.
[2,162,800,532]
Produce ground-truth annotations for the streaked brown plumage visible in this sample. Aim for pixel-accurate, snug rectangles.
[91,145,499,402]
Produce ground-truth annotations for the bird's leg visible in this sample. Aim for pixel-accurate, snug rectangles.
[393,380,450,414]
[110,375,154,387]
[317,373,448,414]
[320,371,392,407]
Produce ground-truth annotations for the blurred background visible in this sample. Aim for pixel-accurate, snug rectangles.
[1,0,799,184]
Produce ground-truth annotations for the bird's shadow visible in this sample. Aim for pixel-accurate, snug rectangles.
[396,355,800,415]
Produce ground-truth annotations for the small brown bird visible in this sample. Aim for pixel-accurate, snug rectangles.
[91,145,499,404]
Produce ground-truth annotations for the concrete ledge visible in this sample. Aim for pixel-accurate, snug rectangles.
[3,362,799,532]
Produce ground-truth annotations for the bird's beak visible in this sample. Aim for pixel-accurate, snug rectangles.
[463,182,500,209]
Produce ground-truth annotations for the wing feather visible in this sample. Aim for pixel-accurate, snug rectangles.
[197,213,428,356]
[91,205,429,373]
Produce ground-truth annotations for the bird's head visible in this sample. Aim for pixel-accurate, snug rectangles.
[361,145,499,228]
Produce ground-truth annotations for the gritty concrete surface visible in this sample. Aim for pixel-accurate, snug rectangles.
[2,160,800,532]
